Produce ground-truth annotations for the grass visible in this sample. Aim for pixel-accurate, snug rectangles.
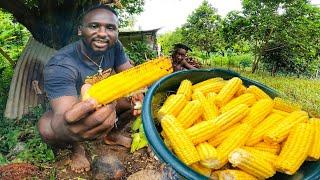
[239,70,320,118]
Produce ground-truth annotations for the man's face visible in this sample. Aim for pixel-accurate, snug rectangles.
[79,8,119,52]
[174,48,187,62]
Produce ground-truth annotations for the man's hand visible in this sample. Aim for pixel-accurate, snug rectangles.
[49,84,117,142]
[131,93,144,116]
[64,100,117,140]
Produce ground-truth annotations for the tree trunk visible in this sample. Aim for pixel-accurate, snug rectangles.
[0,0,103,49]
[252,39,259,73]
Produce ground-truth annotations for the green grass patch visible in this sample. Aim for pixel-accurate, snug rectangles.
[0,105,55,166]
[241,71,320,117]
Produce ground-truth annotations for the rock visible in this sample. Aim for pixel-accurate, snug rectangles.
[127,170,163,180]
[91,155,125,180]
[6,142,25,160]
[160,164,182,180]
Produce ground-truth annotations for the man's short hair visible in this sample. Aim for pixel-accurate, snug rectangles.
[173,43,192,52]
[78,3,118,25]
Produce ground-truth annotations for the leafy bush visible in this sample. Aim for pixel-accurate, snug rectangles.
[197,53,253,68]
[0,10,30,115]
[125,39,157,65]
[0,106,55,166]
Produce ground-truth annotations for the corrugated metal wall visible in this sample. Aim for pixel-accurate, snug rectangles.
[4,37,56,119]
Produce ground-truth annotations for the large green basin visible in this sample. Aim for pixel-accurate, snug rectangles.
[142,69,320,180]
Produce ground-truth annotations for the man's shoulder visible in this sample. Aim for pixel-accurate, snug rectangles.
[110,40,123,51]
[47,41,79,66]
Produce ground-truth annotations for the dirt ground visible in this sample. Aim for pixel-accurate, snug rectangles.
[0,142,162,179]
[50,140,162,179]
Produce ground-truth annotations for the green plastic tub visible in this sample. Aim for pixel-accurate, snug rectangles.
[142,69,320,180]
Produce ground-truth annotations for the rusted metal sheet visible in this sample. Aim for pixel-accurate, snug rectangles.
[4,37,56,119]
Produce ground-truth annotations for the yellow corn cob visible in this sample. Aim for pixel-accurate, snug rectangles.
[176,100,203,128]
[212,104,249,131]
[84,57,173,104]
[157,94,187,119]
[229,148,276,179]
[192,91,219,121]
[246,113,283,146]
[308,118,320,160]
[190,163,212,177]
[242,146,278,163]
[264,111,309,144]
[212,169,258,180]
[208,123,241,147]
[272,109,290,117]
[246,85,272,100]
[252,142,281,154]
[160,115,200,165]
[241,99,274,127]
[163,138,172,150]
[220,93,256,113]
[176,79,193,100]
[206,92,217,104]
[212,123,253,169]
[186,120,218,145]
[276,123,314,175]
[194,117,203,124]
[196,142,218,168]
[186,104,249,144]
[235,84,247,97]
[193,81,226,95]
[192,77,223,89]
[215,77,242,107]
[273,97,301,113]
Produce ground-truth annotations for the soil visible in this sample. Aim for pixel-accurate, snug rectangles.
[44,140,162,179]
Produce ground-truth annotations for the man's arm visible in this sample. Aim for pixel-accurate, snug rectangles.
[115,60,133,73]
[39,94,117,145]
[182,59,197,69]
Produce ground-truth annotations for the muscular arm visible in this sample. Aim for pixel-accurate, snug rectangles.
[49,96,81,142]
[39,94,117,145]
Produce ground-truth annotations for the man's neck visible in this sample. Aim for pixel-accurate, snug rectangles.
[80,40,104,62]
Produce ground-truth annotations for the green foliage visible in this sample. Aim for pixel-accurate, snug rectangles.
[223,0,320,74]
[158,28,184,56]
[198,53,253,69]
[0,11,30,64]
[0,106,55,165]
[116,0,144,27]
[125,39,157,65]
[181,1,224,55]
[0,11,30,114]
[130,116,148,153]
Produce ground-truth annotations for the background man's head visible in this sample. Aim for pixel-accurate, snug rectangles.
[78,4,119,52]
[172,43,192,62]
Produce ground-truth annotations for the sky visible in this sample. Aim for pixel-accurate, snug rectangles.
[134,0,320,34]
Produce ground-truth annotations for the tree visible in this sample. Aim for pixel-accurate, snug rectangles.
[181,0,224,56]
[224,0,320,75]
[158,28,184,55]
[0,11,30,113]
[0,0,144,49]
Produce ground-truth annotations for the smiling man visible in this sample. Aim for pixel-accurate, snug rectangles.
[38,4,141,173]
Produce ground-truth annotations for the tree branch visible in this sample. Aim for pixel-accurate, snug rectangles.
[0,47,15,66]
[0,0,37,33]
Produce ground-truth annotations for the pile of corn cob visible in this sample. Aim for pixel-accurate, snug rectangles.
[157,77,320,179]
